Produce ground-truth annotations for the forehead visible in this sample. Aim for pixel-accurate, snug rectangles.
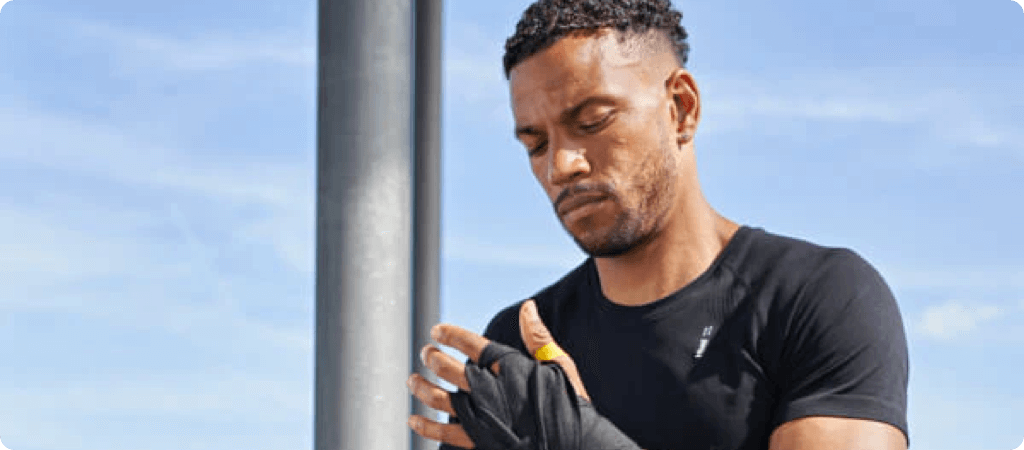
[508,32,653,121]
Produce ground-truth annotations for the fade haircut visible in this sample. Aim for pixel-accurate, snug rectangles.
[502,0,690,79]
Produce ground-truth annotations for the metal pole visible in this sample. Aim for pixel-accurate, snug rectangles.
[411,0,443,449]
[315,0,414,449]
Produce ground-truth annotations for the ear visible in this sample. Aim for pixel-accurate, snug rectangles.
[665,68,701,144]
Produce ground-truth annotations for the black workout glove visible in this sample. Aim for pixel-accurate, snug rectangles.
[449,341,641,450]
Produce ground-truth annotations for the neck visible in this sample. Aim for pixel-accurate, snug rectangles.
[593,178,739,307]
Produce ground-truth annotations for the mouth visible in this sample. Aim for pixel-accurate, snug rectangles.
[557,193,610,217]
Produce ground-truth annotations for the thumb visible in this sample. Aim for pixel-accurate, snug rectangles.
[519,299,590,401]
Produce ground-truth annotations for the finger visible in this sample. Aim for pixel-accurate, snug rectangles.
[407,373,456,416]
[421,344,470,392]
[409,414,475,449]
[519,299,555,354]
[430,324,501,375]
[431,324,491,365]
[519,299,591,401]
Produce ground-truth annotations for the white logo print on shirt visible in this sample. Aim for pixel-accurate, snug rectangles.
[694,325,714,359]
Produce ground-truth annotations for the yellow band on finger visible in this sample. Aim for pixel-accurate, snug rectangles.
[534,342,567,361]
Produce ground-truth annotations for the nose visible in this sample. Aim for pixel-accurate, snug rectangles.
[545,136,590,186]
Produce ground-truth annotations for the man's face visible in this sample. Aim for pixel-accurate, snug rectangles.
[509,31,688,257]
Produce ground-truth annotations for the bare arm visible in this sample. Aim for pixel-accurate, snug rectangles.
[769,416,908,450]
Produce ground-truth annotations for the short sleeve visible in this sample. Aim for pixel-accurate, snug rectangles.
[771,249,910,444]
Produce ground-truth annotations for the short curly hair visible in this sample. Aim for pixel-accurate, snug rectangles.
[503,0,690,79]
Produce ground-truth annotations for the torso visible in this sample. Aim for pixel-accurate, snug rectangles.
[482,225,908,450]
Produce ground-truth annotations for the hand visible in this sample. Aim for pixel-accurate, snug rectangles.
[517,299,589,401]
[407,299,589,448]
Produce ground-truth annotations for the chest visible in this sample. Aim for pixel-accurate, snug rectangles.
[559,310,777,450]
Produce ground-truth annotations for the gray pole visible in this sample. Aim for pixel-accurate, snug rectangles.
[411,0,443,449]
[315,0,414,449]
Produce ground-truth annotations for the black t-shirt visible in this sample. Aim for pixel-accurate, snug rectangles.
[447,226,909,450]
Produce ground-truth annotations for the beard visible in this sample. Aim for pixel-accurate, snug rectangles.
[556,143,678,258]
[566,204,654,257]
[556,180,669,258]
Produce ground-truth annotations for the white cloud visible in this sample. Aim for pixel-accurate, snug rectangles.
[444,21,514,124]
[944,117,1020,150]
[0,203,313,358]
[444,235,584,271]
[706,89,929,125]
[0,373,311,450]
[0,101,314,449]
[1,373,309,418]
[918,300,1004,341]
[0,23,316,450]
[73,21,314,73]
[446,51,507,103]
[0,106,315,273]
[694,69,1023,164]
[880,265,1024,292]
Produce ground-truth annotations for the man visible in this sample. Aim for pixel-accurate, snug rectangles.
[407,0,910,449]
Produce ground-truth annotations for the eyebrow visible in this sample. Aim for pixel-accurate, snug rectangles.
[514,95,617,141]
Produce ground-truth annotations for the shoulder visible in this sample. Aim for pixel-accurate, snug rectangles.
[773,243,902,354]
[728,228,909,440]
[738,231,910,441]
[732,228,907,383]
[482,259,594,352]
[726,227,891,309]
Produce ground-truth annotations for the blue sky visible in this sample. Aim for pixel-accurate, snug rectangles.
[0,0,1022,449]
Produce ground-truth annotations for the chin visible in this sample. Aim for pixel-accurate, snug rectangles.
[565,217,647,258]
[575,237,636,258]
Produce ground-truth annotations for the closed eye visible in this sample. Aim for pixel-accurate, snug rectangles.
[528,141,547,157]
[579,112,614,134]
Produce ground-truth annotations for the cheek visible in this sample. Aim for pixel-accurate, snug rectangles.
[528,158,558,199]
[529,157,547,184]
[604,129,669,200]
[596,129,642,177]
[529,157,542,178]
[583,131,627,174]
